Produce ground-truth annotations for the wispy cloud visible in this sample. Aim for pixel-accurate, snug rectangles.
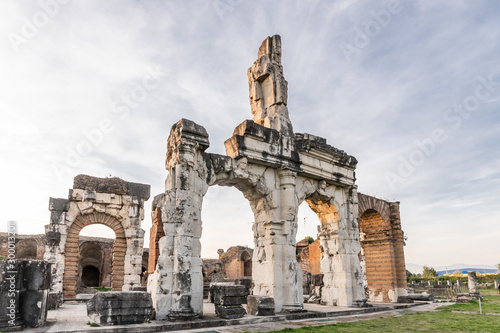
[1,0,499,265]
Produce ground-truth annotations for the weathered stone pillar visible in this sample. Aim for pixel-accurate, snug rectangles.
[468,271,479,296]
[123,229,145,291]
[149,119,209,320]
[317,187,365,307]
[390,201,408,300]
[278,170,303,312]
[44,198,69,305]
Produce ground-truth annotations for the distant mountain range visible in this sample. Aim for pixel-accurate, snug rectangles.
[406,263,498,275]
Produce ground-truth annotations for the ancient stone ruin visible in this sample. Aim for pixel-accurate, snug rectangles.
[44,174,150,304]
[0,35,410,328]
[147,35,408,320]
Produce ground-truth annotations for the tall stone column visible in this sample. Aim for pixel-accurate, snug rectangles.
[149,119,209,320]
[279,170,303,312]
[249,169,303,313]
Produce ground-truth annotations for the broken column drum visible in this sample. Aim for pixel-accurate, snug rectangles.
[148,35,406,320]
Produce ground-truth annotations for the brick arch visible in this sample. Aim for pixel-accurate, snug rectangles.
[63,212,126,299]
[359,208,397,303]
[358,193,391,227]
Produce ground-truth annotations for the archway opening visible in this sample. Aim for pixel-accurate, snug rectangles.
[200,185,254,297]
[63,214,126,299]
[300,195,341,305]
[77,225,115,293]
[296,201,321,275]
[81,266,100,287]
[359,209,395,303]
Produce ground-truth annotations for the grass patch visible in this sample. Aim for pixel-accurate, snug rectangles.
[249,289,500,332]
[258,312,500,332]
[438,289,500,314]
[88,286,112,292]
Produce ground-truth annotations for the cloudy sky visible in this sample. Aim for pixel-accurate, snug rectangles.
[1,0,499,269]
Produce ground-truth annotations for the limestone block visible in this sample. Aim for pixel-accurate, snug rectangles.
[65,202,80,223]
[122,195,132,205]
[87,292,152,325]
[93,203,106,213]
[77,201,94,215]
[212,284,248,306]
[215,305,246,319]
[247,295,275,316]
[105,206,120,217]
[94,192,110,203]
[68,188,84,201]
[128,205,139,218]
[82,190,97,201]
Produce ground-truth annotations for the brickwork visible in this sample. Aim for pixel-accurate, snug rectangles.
[309,240,321,274]
[389,202,407,290]
[358,193,407,303]
[297,246,310,273]
[63,212,127,299]
[148,207,165,274]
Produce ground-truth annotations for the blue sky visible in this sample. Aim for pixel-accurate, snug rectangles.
[1,0,499,268]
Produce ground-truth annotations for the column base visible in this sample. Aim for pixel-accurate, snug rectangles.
[167,308,198,321]
[280,304,306,313]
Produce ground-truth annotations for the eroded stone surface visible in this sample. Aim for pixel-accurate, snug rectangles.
[0,260,51,330]
[148,34,407,320]
[87,291,152,325]
[247,295,275,316]
[44,175,150,301]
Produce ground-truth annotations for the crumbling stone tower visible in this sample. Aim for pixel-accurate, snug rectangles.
[148,35,368,320]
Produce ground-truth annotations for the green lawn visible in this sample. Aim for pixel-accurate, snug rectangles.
[257,289,500,333]
[437,288,500,314]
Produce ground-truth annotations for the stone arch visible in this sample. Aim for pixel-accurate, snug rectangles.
[358,193,407,303]
[295,182,365,308]
[359,209,396,302]
[15,239,38,259]
[63,212,126,299]
[358,194,391,226]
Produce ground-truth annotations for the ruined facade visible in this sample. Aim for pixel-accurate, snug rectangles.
[28,34,409,320]
[44,175,150,302]
[291,194,408,303]
[358,194,407,303]
[147,35,387,320]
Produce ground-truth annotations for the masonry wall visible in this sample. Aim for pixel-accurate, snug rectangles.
[309,240,321,275]
[358,193,408,303]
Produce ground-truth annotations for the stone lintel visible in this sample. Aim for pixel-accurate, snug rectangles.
[224,120,301,172]
[295,133,357,168]
[73,174,151,200]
